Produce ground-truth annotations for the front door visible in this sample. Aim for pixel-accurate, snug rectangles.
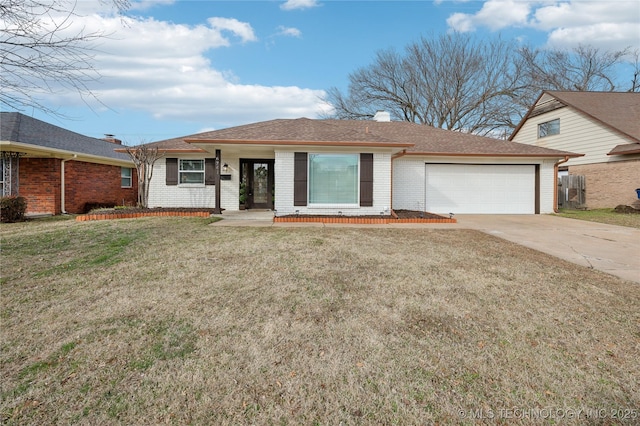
[242,159,274,209]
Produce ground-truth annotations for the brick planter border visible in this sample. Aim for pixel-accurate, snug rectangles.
[76,211,211,221]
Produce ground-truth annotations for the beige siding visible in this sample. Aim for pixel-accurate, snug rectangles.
[512,106,637,166]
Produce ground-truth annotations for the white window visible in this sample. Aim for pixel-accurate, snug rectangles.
[538,119,560,138]
[121,167,132,188]
[179,159,205,184]
[308,153,358,205]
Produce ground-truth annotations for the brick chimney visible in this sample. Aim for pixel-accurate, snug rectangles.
[103,134,122,145]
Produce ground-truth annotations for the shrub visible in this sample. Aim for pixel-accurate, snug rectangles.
[1,196,27,223]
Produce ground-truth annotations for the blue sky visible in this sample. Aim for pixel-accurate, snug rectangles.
[6,0,640,144]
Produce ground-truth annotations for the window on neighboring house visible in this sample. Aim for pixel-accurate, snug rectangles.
[121,167,132,188]
[179,159,205,184]
[0,157,5,196]
[308,153,359,204]
[538,118,560,138]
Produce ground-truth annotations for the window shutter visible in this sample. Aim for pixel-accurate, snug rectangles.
[166,158,178,185]
[205,158,216,185]
[294,152,307,206]
[360,153,373,207]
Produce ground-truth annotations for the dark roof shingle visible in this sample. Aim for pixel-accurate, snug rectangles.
[1,112,131,162]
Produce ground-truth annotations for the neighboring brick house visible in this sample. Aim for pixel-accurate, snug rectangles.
[140,114,579,215]
[510,91,640,209]
[1,112,137,215]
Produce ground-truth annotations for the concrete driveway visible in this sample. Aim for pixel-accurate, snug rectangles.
[455,215,640,284]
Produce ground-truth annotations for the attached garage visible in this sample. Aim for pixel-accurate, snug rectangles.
[425,164,538,214]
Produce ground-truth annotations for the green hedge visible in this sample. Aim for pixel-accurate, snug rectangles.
[1,196,27,223]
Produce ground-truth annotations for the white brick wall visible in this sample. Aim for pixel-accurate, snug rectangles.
[540,159,557,213]
[148,151,560,214]
[274,150,392,216]
[392,158,425,211]
[148,155,217,208]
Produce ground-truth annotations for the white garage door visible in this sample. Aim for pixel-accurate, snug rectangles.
[425,164,536,214]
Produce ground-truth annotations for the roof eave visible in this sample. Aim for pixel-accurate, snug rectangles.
[1,141,133,166]
[403,151,584,158]
[115,147,205,154]
[607,149,640,156]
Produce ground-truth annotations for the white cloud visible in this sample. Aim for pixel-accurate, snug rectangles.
[445,1,640,51]
[280,0,320,11]
[447,0,531,32]
[207,17,257,43]
[129,0,176,11]
[26,9,329,127]
[276,25,302,38]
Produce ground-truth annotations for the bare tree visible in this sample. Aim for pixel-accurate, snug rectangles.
[325,33,527,136]
[325,33,636,137]
[0,0,129,115]
[125,145,163,209]
[520,44,631,93]
[626,49,640,92]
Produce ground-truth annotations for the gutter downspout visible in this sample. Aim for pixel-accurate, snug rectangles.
[553,155,570,213]
[60,155,77,214]
[390,149,408,214]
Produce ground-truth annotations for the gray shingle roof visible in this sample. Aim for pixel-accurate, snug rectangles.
[147,118,580,158]
[1,112,131,162]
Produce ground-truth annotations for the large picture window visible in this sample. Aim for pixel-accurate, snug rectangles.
[538,119,560,138]
[308,153,358,204]
[179,159,205,184]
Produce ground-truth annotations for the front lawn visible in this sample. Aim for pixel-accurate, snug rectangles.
[554,208,640,229]
[1,218,638,424]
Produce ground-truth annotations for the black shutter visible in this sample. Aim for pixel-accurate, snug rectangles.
[360,153,373,207]
[166,158,178,185]
[205,158,216,185]
[294,152,307,206]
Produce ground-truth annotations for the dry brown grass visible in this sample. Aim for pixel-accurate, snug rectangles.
[1,217,639,425]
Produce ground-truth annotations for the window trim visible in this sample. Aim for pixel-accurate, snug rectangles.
[307,153,360,207]
[179,159,205,185]
[538,118,560,138]
[121,167,132,188]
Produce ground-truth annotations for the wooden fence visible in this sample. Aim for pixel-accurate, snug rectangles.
[557,175,586,209]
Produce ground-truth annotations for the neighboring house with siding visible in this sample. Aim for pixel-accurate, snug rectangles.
[510,91,640,209]
[140,114,580,215]
[0,112,137,215]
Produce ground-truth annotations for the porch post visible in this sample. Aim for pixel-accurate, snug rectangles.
[213,149,222,214]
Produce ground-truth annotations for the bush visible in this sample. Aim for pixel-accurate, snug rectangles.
[1,196,27,223]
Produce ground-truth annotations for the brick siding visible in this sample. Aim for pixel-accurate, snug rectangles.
[19,158,61,214]
[18,158,137,215]
[569,159,640,209]
[65,161,138,213]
